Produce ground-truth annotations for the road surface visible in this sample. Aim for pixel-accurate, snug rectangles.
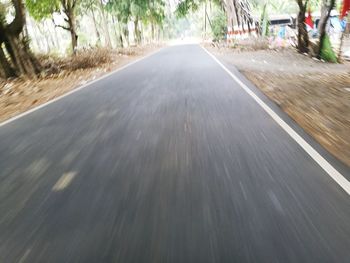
[0,45,349,262]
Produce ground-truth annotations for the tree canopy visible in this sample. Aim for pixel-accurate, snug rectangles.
[0,0,343,79]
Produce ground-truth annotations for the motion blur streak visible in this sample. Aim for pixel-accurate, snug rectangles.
[0,45,349,262]
[201,46,350,195]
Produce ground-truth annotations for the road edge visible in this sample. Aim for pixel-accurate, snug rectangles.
[0,47,164,128]
[201,45,350,196]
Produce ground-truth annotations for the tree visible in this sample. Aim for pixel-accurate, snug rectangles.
[175,0,200,18]
[296,0,309,53]
[26,0,80,53]
[80,0,102,45]
[106,0,132,46]
[146,0,165,41]
[211,8,227,41]
[131,0,147,44]
[317,0,336,58]
[98,0,112,48]
[176,0,257,37]
[0,0,41,79]
[295,0,337,59]
[230,0,256,35]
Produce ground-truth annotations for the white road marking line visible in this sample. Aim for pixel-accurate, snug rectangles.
[201,46,350,195]
[0,48,164,128]
[18,249,31,263]
[52,172,77,191]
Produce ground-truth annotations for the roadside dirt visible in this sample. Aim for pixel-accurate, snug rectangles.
[209,46,350,167]
[0,45,162,123]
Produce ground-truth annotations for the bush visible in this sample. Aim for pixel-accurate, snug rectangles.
[211,9,227,41]
[36,48,113,76]
[320,35,338,63]
[67,48,113,70]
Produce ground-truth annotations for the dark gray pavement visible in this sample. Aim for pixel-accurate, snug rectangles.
[0,44,349,263]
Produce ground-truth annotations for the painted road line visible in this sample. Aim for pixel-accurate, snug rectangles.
[0,47,164,128]
[52,172,77,191]
[201,45,350,195]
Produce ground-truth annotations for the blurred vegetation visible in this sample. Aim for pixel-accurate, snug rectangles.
[211,9,227,41]
[0,0,344,80]
[320,35,338,63]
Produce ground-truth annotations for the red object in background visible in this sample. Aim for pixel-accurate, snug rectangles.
[341,0,350,18]
[305,9,314,29]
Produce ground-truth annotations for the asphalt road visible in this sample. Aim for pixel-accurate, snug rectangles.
[0,45,349,263]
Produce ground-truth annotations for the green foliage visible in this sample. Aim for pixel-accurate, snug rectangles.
[130,0,145,19]
[106,0,131,24]
[106,0,165,26]
[175,0,200,18]
[79,0,99,13]
[25,0,60,21]
[320,34,337,63]
[260,3,269,36]
[146,0,165,26]
[131,0,165,25]
[175,0,222,18]
[211,9,226,41]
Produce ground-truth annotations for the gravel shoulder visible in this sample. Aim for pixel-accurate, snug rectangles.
[209,47,350,167]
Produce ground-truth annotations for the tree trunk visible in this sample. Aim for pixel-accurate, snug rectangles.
[232,0,241,29]
[112,16,124,48]
[5,35,39,78]
[317,0,336,58]
[223,0,255,40]
[134,18,141,44]
[296,0,309,53]
[123,25,130,47]
[151,23,155,41]
[70,27,78,53]
[0,0,41,79]
[67,11,78,54]
[140,22,144,43]
[99,0,112,48]
[0,44,16,78]
[91,9,101,45]
[52,20,60,49]
[110,15,119,48]
[117,22,124,48]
